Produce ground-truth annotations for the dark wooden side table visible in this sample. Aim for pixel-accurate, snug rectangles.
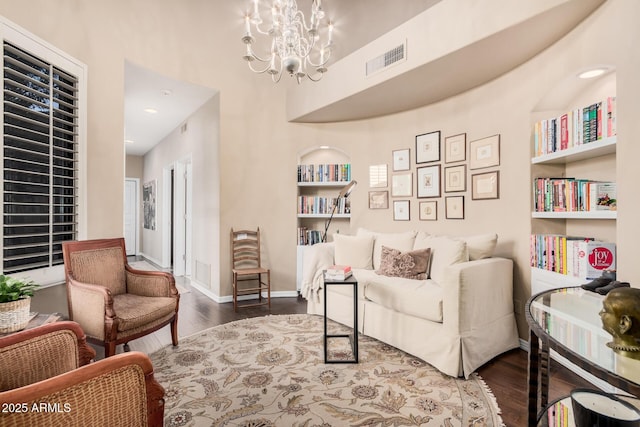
[526,287,640,426]
[323,271,358,363]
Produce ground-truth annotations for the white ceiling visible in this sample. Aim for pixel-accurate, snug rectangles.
[123,0,439,156]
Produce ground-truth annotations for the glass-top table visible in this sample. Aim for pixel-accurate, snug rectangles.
[526,286,640,426]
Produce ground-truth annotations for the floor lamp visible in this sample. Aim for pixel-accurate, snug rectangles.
[322,180,357,242]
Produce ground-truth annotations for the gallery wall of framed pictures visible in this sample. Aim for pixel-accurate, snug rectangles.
[367,130,501,221]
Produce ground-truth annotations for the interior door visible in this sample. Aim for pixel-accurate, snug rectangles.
[124,179,138,256]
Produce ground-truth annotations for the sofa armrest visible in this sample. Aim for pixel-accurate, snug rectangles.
[441,257,514,334]
[300,242,335,301]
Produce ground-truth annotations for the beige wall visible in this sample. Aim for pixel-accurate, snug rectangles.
[0,1,638,338]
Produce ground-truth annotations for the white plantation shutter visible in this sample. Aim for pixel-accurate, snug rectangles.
[2,41,79,274]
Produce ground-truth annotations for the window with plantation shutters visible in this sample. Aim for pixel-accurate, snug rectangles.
[2,41,78,274]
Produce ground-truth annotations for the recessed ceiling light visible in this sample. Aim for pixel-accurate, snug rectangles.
[577,68,607,79]
[144,108,158,114]
[319,145,330,149]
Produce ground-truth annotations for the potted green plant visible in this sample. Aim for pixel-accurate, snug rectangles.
[0,275,39,334]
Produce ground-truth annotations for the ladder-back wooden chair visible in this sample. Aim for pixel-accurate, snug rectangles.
[231,228,271,312]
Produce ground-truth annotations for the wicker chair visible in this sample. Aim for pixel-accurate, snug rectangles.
[0,321,165,426]
[62,238,179,357]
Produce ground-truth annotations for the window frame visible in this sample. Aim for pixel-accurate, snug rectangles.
[0,17,87,286]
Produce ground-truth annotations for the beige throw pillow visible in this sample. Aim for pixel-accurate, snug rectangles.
[356,228,417,270]
[414,234,467,284]
[376,246,431,280]
[333,234,374,269]
[462,233,498,260]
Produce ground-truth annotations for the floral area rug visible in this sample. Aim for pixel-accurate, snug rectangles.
[150,314,503,427]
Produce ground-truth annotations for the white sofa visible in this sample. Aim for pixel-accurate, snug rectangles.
[301,229,519,378]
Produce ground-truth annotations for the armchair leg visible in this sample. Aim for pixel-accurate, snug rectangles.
[171,316,179,347]
[123,343,130,352]
[105,341,117,358]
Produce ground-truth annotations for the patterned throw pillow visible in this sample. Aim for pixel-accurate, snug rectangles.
[376,246,431,280]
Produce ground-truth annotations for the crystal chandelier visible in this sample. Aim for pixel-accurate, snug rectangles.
[242,0,333,84]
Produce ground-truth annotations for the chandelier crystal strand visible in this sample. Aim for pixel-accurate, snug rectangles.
[242,0,332,84]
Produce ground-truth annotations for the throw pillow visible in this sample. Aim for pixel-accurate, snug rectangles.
[414,235,468,284]
[357,228,417,270]
[462,233,498,260]
[333,234,374,270]
[376,246,431,280]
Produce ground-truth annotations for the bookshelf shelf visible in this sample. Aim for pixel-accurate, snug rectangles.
[297,213,351,219]
[297,182,348,187]
[531,211,617,219]
[531,136,616,165]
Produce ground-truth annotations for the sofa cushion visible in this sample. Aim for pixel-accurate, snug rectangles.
[376,246,431,280]
[462,233,498,260]
[333,234,374,269]
[414,234,467,284]
[356,228,417,270]
[356,270,443,323]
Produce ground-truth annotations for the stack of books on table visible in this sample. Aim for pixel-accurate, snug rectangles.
[325,265,352,281]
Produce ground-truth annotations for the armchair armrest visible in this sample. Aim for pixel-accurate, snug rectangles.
[67,276,115,341]
[0,321,96,391]
[125,266,178,298]
[0,351,165,427]
[441,257,514,334]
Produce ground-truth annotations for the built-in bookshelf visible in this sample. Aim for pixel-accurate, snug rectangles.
[296,147,351,292]
[530,71,617,293]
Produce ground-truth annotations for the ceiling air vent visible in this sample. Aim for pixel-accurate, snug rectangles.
[366,41,407,77]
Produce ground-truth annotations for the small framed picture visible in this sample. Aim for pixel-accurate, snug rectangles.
[392,149,410,171]
[415,131,441,164]
[445,133,466,163]
[444,165,466,193]
[369,191,389,209]
[391,173,413,197]
[393,200,410,221]
[472,170,500,200]
[416,165,440,198]
[469,134,500,170]
[445,196,465,219]
[369,164,388,188]
[419,201,437,221]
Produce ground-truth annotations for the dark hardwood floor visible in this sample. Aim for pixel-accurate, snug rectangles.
[33,272,592,427]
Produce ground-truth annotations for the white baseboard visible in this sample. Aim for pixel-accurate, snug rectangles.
[138,253,165,268]
[187,280,299,304]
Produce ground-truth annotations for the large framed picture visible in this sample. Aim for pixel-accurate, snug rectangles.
[469,134,500,170]
[415,131,441,164]
[445,133,466,163]
[444,165,466,193]
[369,191,389,209]
[391,173,413,197]
[472,170,500,200]
[393,200,410,221]
[419,201,437,221]
[416,165,441,198]
[445,196,465,219]
[392,149,410,171]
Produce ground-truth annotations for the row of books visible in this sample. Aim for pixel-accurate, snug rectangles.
[533,179,617,212]
[530,234,616,278]
[297,227,322,246]
[297,163,351,183]
[547,397,571,427]
[298,196,351,215]
[532,96,616,157]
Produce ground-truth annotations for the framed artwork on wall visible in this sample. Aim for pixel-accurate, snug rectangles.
[444,165,466,193]
[445,196,465,219]
[391,173,413,197]
[143,179,157,230]
[369,164,388,188]
[416,165,441,198]
[472,170,500,200]
[392,149,410,171]
[445,133,466,163]
[469,134,500,170]
[415,131,441,163]
[369,191,389,209]
[419,201,437,221]
[393,200,410,221]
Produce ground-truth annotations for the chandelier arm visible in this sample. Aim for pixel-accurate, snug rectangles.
[246,45,275,64]
[248,60,278,75]
[305,47,330,68]
[252,21,274,36]
[306,71,324,82]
